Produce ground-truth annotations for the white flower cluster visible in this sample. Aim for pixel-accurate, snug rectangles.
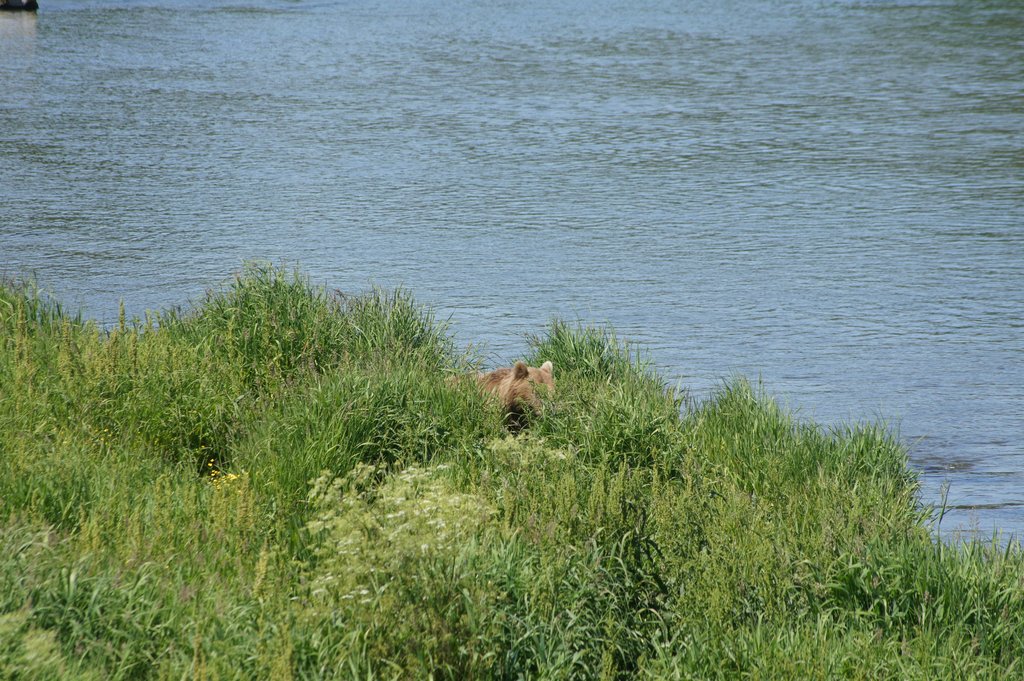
[304,464,495,604]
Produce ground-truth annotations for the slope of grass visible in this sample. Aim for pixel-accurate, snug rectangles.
[1,265,1021,679]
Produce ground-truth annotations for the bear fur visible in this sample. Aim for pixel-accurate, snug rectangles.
[476,360,554,430]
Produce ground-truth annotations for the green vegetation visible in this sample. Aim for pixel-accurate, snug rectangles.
[1,264,1021,679]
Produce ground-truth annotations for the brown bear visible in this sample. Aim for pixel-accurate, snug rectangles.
[476,360,555,431]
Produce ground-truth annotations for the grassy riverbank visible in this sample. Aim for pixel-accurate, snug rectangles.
[2,265,1022,679]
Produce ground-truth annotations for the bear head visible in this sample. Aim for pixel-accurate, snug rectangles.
[477,360,555,430]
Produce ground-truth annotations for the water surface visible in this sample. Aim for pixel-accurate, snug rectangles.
[2,0,1022,538]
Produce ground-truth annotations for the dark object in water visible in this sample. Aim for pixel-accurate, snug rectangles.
[0,0,38,10]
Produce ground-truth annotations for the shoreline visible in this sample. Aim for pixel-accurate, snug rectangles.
[2,265,1022,677]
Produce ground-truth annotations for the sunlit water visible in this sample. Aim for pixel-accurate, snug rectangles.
[2,0,1022,539]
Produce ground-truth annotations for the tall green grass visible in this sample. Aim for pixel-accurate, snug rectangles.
[1,265,1021,679]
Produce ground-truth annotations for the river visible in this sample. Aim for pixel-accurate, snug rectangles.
[2,0,1022,539]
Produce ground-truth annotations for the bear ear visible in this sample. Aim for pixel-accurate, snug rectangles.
[512,361,529,380]
[540,361,553,375]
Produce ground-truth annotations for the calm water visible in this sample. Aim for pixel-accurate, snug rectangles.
[2,0,1022,538]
